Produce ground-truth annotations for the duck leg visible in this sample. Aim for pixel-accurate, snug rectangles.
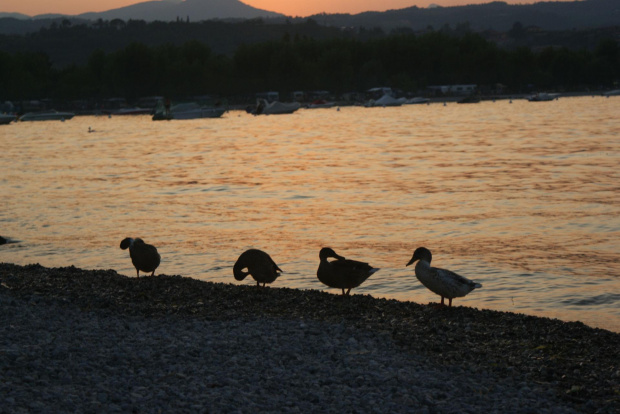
[151,270,155,277]
[440,296,445,306]
[136,269,140,278]
[448,298,453,307]
[345,288,352,296]
[341,288,346,296]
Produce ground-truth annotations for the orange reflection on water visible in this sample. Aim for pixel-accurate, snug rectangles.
[1,96,619,332]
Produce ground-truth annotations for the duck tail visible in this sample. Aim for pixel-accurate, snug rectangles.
[473,282,482,289]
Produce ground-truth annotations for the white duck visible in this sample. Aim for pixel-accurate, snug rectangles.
[406,247,481,306]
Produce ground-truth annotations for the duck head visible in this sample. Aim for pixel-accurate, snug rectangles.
[120,237,135,250]
[319,247,345,261]
[233,265,249,281]
[406,247,432,266]
[120,237,146,250]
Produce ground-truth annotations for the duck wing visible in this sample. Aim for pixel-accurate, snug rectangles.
[132,244,160,273]
[432,266,482,297]
[332,258,378,285]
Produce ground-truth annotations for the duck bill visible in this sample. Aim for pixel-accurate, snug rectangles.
[406,257,415,267]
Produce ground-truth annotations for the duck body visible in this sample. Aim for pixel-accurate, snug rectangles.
[120,237,161,278]
[317,247,379,296]
[406,247,481,306]
[233,249,282,287]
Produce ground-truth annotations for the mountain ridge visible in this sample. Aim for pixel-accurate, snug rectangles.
[304,0,620,32]
[0,0,618,34]
[1,0,283,22]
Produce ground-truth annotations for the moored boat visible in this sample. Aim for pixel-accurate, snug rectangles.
[527,93,560,102]
[405,97,430,105]
[113,107,153,116]
[0,113,16,125]
[306,99,336,109]
[457,95,481,104]
[251,99,300,115]
[153,102,226,121]
[19,110,75,121]
[365,94,406,107]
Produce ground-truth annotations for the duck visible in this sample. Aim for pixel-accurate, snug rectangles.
[233,249,282,287]
[406,247,481,307]
[317,247,379,296]
[120,237,161,278]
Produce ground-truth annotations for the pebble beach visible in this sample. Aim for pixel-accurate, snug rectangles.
[1,263,618,413]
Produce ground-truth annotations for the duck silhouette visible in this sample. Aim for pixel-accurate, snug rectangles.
[317,247,379,296]
[406,247,481,306]
[120,237,161,278]
[233,249,282,287]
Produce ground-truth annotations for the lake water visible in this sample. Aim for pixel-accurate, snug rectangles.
[1,96,619,332]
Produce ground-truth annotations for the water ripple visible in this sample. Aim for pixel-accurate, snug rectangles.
[1,98,619,332]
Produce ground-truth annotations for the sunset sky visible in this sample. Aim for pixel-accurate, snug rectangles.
[3,0,575,18]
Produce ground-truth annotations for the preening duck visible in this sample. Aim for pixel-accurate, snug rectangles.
[120,237,161,278]
[406,247,481,307]
[233,249,282,287]
[317,247,379,296]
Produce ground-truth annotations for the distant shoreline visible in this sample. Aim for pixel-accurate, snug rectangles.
[10,90,611,117]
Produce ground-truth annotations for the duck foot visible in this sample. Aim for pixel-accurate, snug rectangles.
[429,297,449,308]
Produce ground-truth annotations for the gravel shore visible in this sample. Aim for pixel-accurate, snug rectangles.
[1,263,618,413]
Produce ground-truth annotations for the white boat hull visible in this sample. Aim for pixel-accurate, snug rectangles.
[19,111,75,121]
[171,107,226,119]
[254,100,300,115]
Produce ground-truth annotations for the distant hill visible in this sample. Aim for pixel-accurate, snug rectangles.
[307,0,620,32]
[0,12,30,19]
[77,0,283,21]
[0,17,92,35]
[0,0,283,25]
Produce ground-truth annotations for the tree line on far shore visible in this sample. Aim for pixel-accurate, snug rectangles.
[0,31,618,104]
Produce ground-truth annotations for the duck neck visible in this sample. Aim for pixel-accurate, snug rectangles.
[415,260,431,275]
[233,266,249,281]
